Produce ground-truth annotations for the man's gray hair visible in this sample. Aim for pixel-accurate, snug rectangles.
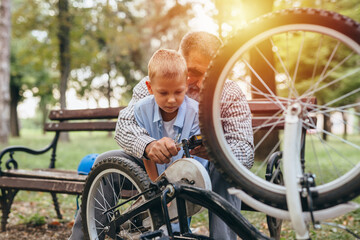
[179,31,222,60]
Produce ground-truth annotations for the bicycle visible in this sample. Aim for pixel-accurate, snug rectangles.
[81,8,360,240]
[199,7,360,239]
[81,135,271,239]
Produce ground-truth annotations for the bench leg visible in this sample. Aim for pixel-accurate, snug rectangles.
[0,189,18,232]
[50,193,63,219]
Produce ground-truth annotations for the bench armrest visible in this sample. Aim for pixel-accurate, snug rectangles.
[0,132,60,174]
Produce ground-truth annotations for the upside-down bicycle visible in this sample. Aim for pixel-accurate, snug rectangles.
[81,8,360,240]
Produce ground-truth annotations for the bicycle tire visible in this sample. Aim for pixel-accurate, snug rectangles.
[81,157,162,240]
[200,8,360,210]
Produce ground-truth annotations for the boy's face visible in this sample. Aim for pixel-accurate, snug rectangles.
[146,75,188,119]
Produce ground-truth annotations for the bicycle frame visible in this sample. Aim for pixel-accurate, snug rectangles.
[104,177,270,240]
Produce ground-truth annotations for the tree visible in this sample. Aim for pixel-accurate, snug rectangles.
[0,0,11,144]
[70,0,195,105]
[11,0,59,135]
[58,0,71,141]
[58,0,71,110]
[245,1,276,161]
[212,0,275,160]
[8,0,196,137]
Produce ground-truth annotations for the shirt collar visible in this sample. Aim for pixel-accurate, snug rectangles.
[152,96,188,129]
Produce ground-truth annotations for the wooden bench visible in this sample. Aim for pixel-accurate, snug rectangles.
[0,98,315,234]
[0,107,124,231]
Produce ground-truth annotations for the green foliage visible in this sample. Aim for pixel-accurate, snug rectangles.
[10,0,195,115]
[18,213,46,226]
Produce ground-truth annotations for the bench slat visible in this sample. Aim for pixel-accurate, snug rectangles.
[0,176,84,194]
[248,98,316,114]
[47,98,316,121]
[4,169,86,182]
[49,107,124,121]
[44,121,117,131]
[45,115,316,131]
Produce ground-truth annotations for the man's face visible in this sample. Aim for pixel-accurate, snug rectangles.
[185,51,212,91]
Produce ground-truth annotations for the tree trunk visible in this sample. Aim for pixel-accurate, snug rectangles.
[247,0,276,162]
[107,72,112,137]
[323,114,330,141]
[0,0,11,144]
[10,84,20,137]
[58,0,71,142]
[342,111,347,140]
[40,101,48,135]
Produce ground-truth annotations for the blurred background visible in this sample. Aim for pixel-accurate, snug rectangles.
[0,0,358,141]
[0,1,359,238]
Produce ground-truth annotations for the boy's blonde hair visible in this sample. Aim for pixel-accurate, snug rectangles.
[148,49,187,82]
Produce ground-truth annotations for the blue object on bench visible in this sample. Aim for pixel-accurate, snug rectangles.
[77,154,99,175]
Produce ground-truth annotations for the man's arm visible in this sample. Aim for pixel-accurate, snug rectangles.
[114,77,154,159]
[221,80,254,169]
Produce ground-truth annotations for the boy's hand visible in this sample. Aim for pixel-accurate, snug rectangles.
[145,137,179,164]
[189,145,209,159]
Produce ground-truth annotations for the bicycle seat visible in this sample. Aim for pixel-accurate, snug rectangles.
[156,158,211,219]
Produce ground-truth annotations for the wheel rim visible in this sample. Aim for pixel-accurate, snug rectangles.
[86,168,154,239]
[208,23,360,197]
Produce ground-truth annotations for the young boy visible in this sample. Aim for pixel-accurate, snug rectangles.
[134,48,208,180]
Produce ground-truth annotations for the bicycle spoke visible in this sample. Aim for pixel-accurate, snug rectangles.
[98,181,112,210]
[243,59,286,110]
[291,31,305,98]
[304,101,360,116]
[107,174,119,205]
[254,140,282,176]
[304,119,341,178]
[320,40,340,80]
[94,193,106,212]
[302,68,360,99]
[270,37,295,98]
[255,45,295,95]
[308,133,325,184]
[117,175,126,205]
[319,109,360,133]
[304,120,360,154]
[254,117,283,152]
[310,35,323,85]
[302,51,355,99]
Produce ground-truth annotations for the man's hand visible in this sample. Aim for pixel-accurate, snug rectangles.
[189,144,209,159]
[145,137,179,164]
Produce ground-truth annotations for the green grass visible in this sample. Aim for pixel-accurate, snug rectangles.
[0,129,359,239]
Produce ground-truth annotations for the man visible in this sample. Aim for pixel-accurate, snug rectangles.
[69,31,254,240]
[115,31,254,239]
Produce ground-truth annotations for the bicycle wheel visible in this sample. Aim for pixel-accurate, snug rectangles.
[200,8,360,210]
[81,157,162,240]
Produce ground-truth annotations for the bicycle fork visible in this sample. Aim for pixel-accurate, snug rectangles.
[283,103,309,239]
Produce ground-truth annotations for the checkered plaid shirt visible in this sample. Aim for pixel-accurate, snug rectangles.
[115,77,254,169]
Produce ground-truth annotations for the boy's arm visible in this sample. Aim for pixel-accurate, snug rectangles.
[115,77,178,164]
[133,105,159,181]
[114,77,155,159]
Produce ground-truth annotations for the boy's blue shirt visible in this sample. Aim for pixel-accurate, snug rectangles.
[134,95,208,174]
